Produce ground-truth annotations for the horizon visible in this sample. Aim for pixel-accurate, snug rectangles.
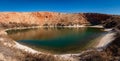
[0,0,120,15]
[0,11,118,15]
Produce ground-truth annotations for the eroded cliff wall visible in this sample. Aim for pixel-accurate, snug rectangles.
[0,12,115,28]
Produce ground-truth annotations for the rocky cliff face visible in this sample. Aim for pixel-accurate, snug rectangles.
[0,12,115,28]
[83,13,111,25]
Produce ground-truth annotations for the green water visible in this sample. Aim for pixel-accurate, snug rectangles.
[7,27,106,54]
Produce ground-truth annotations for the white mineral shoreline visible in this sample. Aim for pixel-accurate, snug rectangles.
[5,25,103,31]
[2,25,116,61]
[87,25,103,28]
[96,32,116,48]
[14,42,39,54]
[59,31,116,59]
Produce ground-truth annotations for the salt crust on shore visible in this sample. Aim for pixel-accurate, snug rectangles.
[96,32,116,48]
[14,42,39,54]
[2,26,115,61]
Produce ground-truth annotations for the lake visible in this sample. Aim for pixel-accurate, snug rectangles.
[7,27,106,54]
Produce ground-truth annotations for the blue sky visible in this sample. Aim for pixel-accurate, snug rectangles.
[0,0,120,14]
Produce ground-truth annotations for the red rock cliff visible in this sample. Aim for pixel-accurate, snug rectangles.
[0,12,112,28]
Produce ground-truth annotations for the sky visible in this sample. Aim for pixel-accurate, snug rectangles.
[0,0,120,15]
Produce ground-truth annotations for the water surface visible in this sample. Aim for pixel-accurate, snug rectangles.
[7,27,106,54]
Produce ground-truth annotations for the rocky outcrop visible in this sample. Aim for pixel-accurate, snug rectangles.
[0,12,116,28]
[0,12,86,28]
[83,13,111,25]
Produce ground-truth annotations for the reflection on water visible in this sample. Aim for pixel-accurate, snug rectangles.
[7,27,106,54]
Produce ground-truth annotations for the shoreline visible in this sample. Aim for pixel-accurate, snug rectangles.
[5,25,103,31]
[0,25,116,61]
